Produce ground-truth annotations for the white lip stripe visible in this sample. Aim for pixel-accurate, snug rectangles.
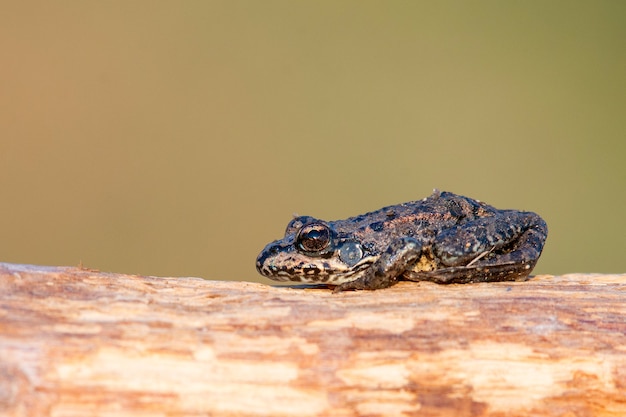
[259,254,377,284]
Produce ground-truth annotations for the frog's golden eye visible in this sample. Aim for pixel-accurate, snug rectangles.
[285,215,318,237]
[296,223,331,253]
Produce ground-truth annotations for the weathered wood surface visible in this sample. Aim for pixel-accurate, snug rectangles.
[0,262,625,417]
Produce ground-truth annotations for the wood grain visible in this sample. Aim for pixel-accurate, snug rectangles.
[0,262,625,416]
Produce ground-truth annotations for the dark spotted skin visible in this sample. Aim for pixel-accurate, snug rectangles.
[256,190,548,291]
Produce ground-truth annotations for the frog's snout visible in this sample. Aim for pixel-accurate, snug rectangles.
[256,241,291,281]
[255,243,274,277]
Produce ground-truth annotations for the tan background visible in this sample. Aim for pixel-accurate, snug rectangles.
[1,2,624,284]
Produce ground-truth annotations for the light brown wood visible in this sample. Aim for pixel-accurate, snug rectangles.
[1,262,625,416]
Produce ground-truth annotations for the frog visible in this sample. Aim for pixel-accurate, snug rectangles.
[256,190,548,292]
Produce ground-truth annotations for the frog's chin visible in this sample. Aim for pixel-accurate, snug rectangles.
[257,251,376,284]
[270,269,365,285]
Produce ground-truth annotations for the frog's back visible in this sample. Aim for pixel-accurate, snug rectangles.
[330,191,498,253]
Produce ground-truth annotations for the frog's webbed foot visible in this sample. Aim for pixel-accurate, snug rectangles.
[404,211,548,284]
[334,237,422,292]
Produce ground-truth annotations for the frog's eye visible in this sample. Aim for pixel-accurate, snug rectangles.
[296,223,331,253]
[285,216,318,237]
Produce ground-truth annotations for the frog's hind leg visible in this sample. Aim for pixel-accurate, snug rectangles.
[403,260,535,284]
[404,211,548,284]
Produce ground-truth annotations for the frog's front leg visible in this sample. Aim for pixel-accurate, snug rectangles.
[405,211,548,284]
[334,237,423,292]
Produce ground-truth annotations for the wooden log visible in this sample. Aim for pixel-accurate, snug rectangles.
[0,262,625,416]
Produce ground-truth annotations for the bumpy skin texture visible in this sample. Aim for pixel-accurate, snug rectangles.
[256,190,548,291]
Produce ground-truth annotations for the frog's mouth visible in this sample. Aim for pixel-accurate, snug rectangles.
[256,242,376,285]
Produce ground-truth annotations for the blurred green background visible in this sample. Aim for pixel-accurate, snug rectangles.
[1,2,624,283]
